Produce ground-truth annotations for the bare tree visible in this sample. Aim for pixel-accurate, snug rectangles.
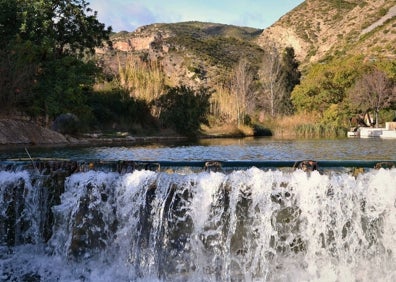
[231,58,253,126]
[349,69,396,127]
[260,46,284,117]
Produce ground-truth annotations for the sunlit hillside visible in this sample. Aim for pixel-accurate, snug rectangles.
[257,0,396,64]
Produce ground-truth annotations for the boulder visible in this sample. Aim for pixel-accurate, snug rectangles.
[52,113,80,135]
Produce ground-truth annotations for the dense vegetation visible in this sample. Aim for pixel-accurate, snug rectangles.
[291,55,396,135]
[0,0,111,128]
[154,86,212,136]
[0,0,211,136]
[164,21,263,41]
[1,1,395,138]
[111,38,301,136]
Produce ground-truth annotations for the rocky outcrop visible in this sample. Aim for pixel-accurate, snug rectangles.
[0,119,68,145]
[95,2,395,94]
[257,25,309,62]
[108,24,172,53]
[257,0,396,64]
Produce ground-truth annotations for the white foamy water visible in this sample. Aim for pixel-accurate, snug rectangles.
[1,167,396,281]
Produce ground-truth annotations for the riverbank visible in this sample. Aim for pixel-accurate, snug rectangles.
[0,119,189,148]
[0,119,69,146]
[0,117,345,149]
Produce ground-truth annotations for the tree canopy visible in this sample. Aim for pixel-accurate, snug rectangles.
[291,56,368,115]
[291,55,396,128]
[259,46,300,117]
[0,0,111,124]
[10,0,112,58]
[154,86,212,137]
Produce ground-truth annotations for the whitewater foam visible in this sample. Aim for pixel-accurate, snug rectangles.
[0,167,395,281]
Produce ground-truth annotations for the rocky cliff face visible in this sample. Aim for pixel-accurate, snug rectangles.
[99,24,173,54]
[257,0,396,64]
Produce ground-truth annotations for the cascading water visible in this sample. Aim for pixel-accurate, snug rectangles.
[0,164,395,281]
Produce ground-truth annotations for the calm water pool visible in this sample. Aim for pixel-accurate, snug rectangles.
[1,137,395,161]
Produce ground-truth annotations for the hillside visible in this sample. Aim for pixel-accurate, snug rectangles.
[91,1,396,137]
[97,1,396,88]
[2,1,394,141]
[257,0,396,64]
[97,22,264,89]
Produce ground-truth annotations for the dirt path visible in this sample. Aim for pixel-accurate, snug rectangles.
[361,5,396,35]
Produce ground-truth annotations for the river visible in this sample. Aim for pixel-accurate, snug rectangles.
[1,137,395,281]
[1,137,395,161]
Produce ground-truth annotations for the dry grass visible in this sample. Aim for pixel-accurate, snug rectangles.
[209,84,238,124]
[262,113,316,137]
[201,123,253,137]
[202,112,327,138]
[118,56,165,103]
[268,112,347,138]
[276,113,317,128]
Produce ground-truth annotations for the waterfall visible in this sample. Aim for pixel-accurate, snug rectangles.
[1,165,395,281]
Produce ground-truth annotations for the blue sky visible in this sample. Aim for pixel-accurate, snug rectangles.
[89,0,305,32]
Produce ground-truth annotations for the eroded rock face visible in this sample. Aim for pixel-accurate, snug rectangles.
[257,0,396,64]
[109,25,172,53]
[0,119,68,145]
[257,25,309,62]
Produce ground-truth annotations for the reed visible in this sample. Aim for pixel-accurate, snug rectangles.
[295,124,347,138]
[269,113,347,138]
[209,84,239,125]
[118,56,165,102]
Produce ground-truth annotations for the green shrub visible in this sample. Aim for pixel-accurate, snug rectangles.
[253,124,273,136]
[87,89,155,131]
[154,85,212,137]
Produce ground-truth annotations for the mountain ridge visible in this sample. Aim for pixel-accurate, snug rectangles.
[97,22,265,89]
[97,0,396,98]
[98,0,395,87]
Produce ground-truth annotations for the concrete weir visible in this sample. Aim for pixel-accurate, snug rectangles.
[1,159,395,174]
